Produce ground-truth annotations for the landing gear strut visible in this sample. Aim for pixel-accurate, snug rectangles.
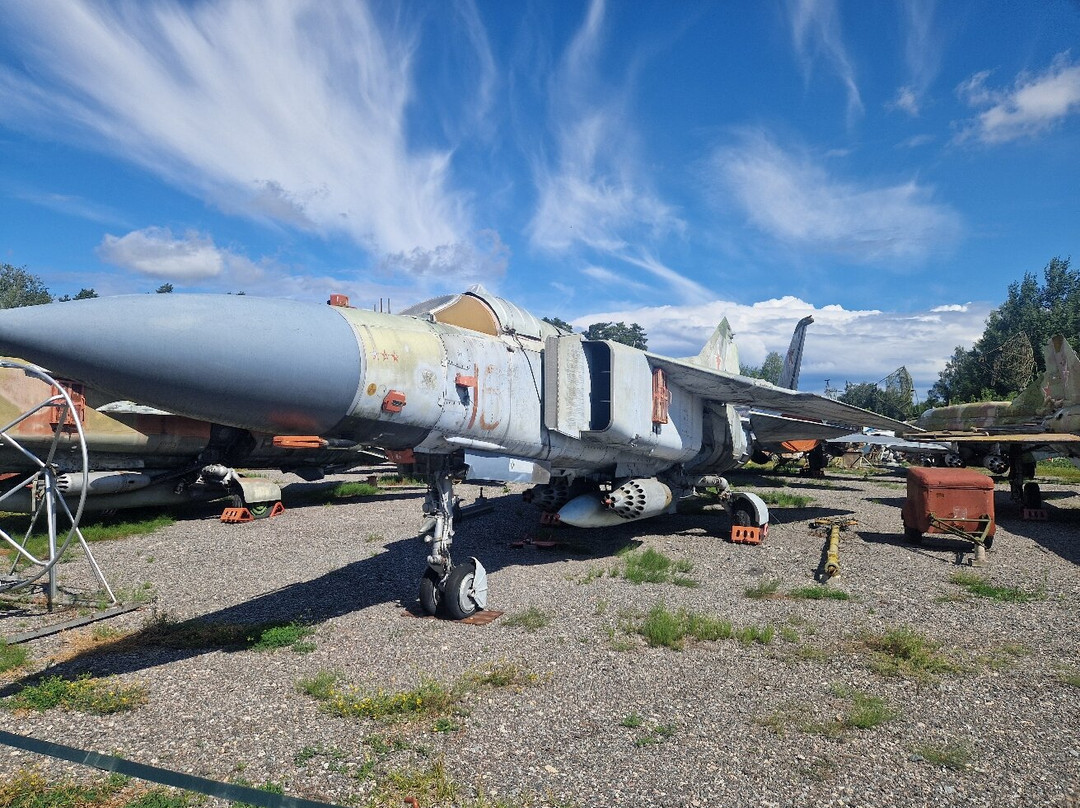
[1007,446,1040,508]
[416,457,488,619]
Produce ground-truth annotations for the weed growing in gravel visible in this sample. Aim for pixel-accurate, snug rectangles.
[229,778,284,808]
[913,740,974,770]
[126,787,198,808]
[637,603,734,650]
[0,770,136,808]
[616,547,696,587]
[788,585,850,601]
[761,688,896,738]
[948,571,1045,603]
[503,607,551,632]
[735,625,774,646]
[298,662,540,723]
[575,566,605,585]
[6,674,147,714]
[744,578,781,599]
[633,723,676,747]
[362,757,458,807]
[295,744,347,766]
[1061,669,1080,688]
[250,621,316,653]
[839,689,898,729]
[757,491,813,508]
[621,712,645,728]
[0,639,28,673]
[862,626,960,682]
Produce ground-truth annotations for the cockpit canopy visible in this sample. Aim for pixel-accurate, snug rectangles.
[401,284,567,342]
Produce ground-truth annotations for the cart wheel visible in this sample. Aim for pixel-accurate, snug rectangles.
[903,525,922,543]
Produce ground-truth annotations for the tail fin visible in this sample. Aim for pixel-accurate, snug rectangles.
[1041,334,1080,406]
[777,315,814,390]
[689,318,739,373]
[1008,334,1080,413]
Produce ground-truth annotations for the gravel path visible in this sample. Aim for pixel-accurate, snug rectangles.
[0,465,1077,807]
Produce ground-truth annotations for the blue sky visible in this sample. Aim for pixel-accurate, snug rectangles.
[1,0,1078,397]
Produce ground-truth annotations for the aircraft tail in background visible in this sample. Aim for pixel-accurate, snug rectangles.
[778,315,814,391]
[689,318,740,373]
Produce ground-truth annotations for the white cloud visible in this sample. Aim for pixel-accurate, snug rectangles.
[956,53,1080,143]
[97,227,226,280]
[710,131,962,262]
[0,0,489,277]
[573,294,992,395]
[890,86,921,117]
[786,0,863,124]
[888,0,942,118]
[528,0,683,256]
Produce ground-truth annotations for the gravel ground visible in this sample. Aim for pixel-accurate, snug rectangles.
[0,464,1077,807]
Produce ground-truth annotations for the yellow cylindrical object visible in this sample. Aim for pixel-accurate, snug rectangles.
[825,524,841,576]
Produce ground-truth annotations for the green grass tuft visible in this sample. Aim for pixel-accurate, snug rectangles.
[744,578,781,599]
[0,639,29,673]
[862,626,960,681]
[502,607,551,632]
[757,491,813,508]
[914,740,974,770]
[250,622,316,653]
[788,585,850,601]
[948,571,1044,603]
[5,674,147,715]
[617,547,695,586]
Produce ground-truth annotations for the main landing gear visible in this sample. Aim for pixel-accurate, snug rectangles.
[416,458,488,619]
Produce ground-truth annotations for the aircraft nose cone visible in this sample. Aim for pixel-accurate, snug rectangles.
[0,295,364,434]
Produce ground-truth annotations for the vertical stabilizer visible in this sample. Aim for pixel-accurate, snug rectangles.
[777,315,814,390]
[689,319,739,373]
[1041,334,1080,406]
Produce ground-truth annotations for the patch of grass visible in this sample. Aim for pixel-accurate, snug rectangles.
[620,712,645,728]
[125,787,197,808]
[757,491,813,508]
[633,723,676,747]
[378,474,426,487]
[229,779,283,808]
[0,512,175,564]
[788,585,850,601]
[636,603,733,650]
[948,571,1045,603]
[843,691,898,729]
[297,662,539,723]
[250,622,316,653]
[0,639,29,673]
[617,546,695,586]
[913,740,974,770]
[575,566,605,585]
[363,757,458,807]
[290,481,380,506]
[503,607,551,632]
[744,578,781,599]
[6,674,147,715]
[862,626,960,681]
[734,625,774,646]
[1035,457,1080,482]
[0,770,133,808]
[1061,669,1080,688]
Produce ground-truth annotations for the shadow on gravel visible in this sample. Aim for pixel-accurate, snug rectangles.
[0,492,696,688]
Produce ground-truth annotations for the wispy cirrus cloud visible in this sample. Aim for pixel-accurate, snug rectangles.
[709,130,962,262]
[888,0,942,118]
[956,52,1080,144]
[528,0,683,257]
[785,0,863,124]
[0,0,495,279]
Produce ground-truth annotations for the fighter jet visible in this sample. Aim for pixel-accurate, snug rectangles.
[0,286,907,618]
[897,334,1080,506]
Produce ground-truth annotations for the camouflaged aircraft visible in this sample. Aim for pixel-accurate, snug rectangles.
[0,286,907,618]
[897,334,1080,506]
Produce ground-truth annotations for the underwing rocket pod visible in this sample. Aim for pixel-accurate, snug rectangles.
[0,286,909,619]
[557,478,673,528]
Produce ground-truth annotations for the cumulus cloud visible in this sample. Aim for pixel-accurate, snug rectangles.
[528,0,683,256]
[573,295,992,394]
[709,131,962,262]
[97,227,226,280]
[956,53,1080,143]
[785,0,863,124]
[0,0,489,277]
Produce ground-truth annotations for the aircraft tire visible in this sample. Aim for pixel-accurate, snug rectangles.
[444,561,480,620]
[419,569,442,616]
[731,507,753,527]
[1023,482,1042,508]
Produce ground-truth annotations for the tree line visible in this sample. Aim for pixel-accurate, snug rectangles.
[0,263,178,307]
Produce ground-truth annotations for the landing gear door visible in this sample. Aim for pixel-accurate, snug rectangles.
[543,334,591,439]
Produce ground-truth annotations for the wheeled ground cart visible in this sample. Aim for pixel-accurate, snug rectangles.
[901,467,995,560]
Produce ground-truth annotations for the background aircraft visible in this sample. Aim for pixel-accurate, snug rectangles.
[0,361,380,516]
[897,334,1080,506]
[0,287,907,618]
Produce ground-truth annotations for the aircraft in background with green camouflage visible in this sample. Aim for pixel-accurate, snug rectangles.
[898,334,1080,507]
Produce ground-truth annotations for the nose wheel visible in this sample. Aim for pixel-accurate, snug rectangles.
[416,458,489,619]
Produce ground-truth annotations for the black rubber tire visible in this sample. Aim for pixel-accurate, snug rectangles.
[443,562,479,620]
[732,507,754,528]
[247,502,273,519]
[419,568,442,616]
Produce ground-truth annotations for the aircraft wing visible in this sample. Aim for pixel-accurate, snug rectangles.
[912,431,1080,445]
[647,353,912,433]
[749,412,858,443]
